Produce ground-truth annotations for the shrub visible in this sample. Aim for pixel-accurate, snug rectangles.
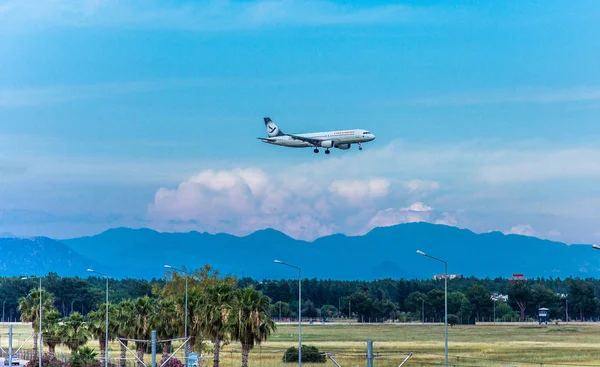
[159,356,184,367]
[448,314,459,327]
[70,347,98,367]
[26,354,66,367]
[283,345,326,363]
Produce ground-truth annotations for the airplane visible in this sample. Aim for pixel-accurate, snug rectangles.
[258,117,375,154]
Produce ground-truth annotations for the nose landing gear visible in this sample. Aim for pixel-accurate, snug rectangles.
[358,142,363,151]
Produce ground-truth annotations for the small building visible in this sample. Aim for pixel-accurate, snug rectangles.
[538,307,550,325]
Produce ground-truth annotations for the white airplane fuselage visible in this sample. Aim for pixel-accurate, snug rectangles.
[263,129,375,148]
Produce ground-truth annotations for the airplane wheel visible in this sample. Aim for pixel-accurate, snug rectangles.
[359,147,363,150]
[314,148,319,153]
[325,149,330,154]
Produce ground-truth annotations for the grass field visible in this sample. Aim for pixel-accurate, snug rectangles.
[3,322,600,367]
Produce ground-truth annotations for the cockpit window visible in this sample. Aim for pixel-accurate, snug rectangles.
[363,131,371,134]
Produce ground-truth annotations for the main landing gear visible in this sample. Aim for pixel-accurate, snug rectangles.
[314,148,331,154]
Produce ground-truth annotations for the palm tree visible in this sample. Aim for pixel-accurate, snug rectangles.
[154,297,180,361]
[186,288,207,356]
[60,312,90,353]
[227,288,276,367]
[114,300,136,367]
[87,304,117,361]
[42,309,63,357]
[132,296,157,367]
[202,281,235,367]
[18,287,55,356]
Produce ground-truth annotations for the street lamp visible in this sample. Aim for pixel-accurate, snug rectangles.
[416,250,448,367]
[164,265,188,361]
[3,300,5,323]
[21,276,42,367]
[88,269,110,367]
[274,260,302,367]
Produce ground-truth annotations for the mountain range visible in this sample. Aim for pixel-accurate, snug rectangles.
[1,222,598,280]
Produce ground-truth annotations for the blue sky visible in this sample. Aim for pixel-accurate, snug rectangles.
[1,0,600,243]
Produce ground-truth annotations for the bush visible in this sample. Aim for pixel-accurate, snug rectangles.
[283,345,326,363]
[70,347,98,367]
[448,314,459,327]
[159,357,184,367]
[26,354,66,367]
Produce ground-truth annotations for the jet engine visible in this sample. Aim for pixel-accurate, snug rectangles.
[320,140,334,148]
[336,143,350,150]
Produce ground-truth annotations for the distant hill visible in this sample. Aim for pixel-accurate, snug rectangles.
[0,236,108,277]
[52,222,600,280]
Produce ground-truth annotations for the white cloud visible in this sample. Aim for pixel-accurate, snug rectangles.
[149,167,437,240]
[365,202,434,231]
[401,202,432,212]
[504,224,536,237]
[0,0,427,32]
[148,167,345,240]
[329,178,390,205]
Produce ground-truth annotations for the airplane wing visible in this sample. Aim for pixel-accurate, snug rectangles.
[287,134,331,146]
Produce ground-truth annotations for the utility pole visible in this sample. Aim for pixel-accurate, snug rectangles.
[151,330,157,367]
[274,260,302,367]
[8,325,13,367]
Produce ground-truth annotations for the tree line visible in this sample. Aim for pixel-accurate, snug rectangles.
[2,270,600,326]
[11,266,274,367]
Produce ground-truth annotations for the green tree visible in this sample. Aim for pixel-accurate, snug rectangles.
[42,309,63,357]
[466,284,490,320]
[132,296,157,367]
[404,292,426,320]
[568,280,597,321]
[18,287,55,356]
[60,312,90,353]
[114,300,136,367]
[87,304,117,360]
[227,288,276,367]
[269,302,291,320]
[319,305,337,319]
[154,297,180,361]
[506,281,532,321]
[202,281,235,367]
[348,291,372,322]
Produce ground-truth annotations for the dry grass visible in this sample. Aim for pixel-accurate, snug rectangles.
[3,322,600,367]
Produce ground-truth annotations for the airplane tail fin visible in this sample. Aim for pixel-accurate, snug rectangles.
[264,117,285,137]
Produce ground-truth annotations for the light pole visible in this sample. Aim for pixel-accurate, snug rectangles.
[71,300,75,315]
[165,265,188,361]
[88,269,110,367]
[416,250,448,367]
[3,300,5,323]
[274,260,302,367]
[21,276,42,367]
